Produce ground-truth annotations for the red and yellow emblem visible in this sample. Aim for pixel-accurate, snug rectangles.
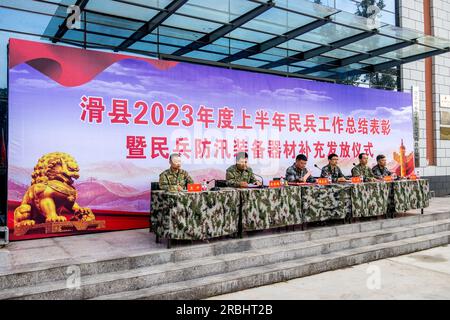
[187,183,202,192]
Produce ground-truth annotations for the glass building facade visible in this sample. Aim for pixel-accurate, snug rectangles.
[0,0,401,91]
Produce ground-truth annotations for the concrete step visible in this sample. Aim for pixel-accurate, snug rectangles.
[1,211,449,292]
[94,231,450,300]
[1,217,449,300]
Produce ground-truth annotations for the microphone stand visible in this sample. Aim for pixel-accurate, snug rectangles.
[253,173,266,188]
[314,164,323,181]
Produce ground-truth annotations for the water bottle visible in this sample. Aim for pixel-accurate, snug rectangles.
[328,174,332,184]
[361,175,364,183]
[202,179,208,191]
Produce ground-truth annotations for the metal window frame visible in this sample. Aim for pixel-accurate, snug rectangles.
[115,0,188,51]
[172,0,275,56]
[0,0,447,87]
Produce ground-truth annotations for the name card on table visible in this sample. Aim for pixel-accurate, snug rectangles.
[269,180,282,188]
[351,177,362,184]
[187,183,202,192]
[317,178,329,185]
[383,176,393,182]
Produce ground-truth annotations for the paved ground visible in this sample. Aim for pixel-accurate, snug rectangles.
[1,197,449,277]
[208,245,450,300]
[207,197,450,300]
[207,198,450,301]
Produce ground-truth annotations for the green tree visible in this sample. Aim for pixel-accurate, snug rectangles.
[353,0,398,91]
[355,0,385,17]
[337,0,398,90]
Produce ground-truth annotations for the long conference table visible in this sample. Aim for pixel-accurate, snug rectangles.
[150,179,430,248]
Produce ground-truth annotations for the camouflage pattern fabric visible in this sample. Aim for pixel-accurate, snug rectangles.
[372,164,392,179]
[320,164,345,182]
[158,168,194,191]
[150,180,430,241]
[225,165,257,187]
[285,164,316,183]
[150,189,239,240]
[301,184,351,222]
[239,186,302,231]
[350,182,390,217]
[390,179,430,212]
[351,164,375,181]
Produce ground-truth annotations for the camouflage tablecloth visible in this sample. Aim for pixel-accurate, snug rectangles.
[389,179,430,213]
[238,186,302,231]
[150,189,240,240]
[301,184,352,222]
[350,182,391,218]
[150,180,430,240]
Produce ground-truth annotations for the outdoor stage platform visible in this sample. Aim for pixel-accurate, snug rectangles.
[0,197,449,300]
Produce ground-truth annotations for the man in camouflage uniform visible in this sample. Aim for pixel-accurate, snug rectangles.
[351,153,377,182]
[321,153,347,183]
[159,153,194,191]
[372,154,393,179]
[226,152,262,188]
[285,154,316,183]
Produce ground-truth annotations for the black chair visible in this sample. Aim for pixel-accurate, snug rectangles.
[215,180,228,188]
[151,181,160,191]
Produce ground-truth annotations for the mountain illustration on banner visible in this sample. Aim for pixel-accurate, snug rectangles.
[393,139,415,177]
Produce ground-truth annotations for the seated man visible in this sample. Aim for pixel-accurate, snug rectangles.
[285,154,315,183]
[321,153,346,183]
[159,153,194,191]
[226,152,262,188]
[351,153,377,182]
[372,154,393,179]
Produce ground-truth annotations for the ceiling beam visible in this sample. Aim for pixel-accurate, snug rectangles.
[115,0,188,51]
[219,18,331,63]
[260,29,378,69]
[297,40,415,75]
[172,0,275,56]
[331,47,450,79]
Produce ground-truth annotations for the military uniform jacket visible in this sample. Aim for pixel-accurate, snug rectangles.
[226,165,257,187]
[372,164,392,178]
[285,164,316,183]
[351,164,375,181]
[159,168,194,191]
[320,164,345,182]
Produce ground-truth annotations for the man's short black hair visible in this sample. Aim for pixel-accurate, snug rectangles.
[296,154,308,162]
[328,153,338,160]
[376,154,386,162]
[236,152,248,161]
[358,153,367,160]
[169,153,180,161]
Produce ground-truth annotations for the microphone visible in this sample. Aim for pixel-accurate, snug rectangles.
[253,173,265,187]
[352,163,357,166]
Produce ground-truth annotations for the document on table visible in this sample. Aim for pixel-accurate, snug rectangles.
[247,184,263,188]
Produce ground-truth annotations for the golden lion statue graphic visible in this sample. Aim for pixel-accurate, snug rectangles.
[14,152,95,228]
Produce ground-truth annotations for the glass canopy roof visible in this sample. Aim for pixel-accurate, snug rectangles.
[1,0,449,81]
